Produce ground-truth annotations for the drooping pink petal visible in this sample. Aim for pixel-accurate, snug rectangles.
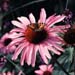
[35,70,43,75]
[14,41,29,58]
[12,42,27,60]
[39,44,48,64]
[23,47,30,65]
[47,15,65,27]
[48,33,64,44]
[47,38,64,51]
[26,44,34,65]
[44,40,52,46]
[48,27,65,33]
[11,20,25,29]
[42,45,51,59]
[20,48,27,65]
[48,37,63,44]
[51,25,71,33]
[39,65,47,71]
[31,45,39,67]
[17,16,30,26]
[50,33,65,44]
[44,41,61,55]
[46,14,55,24]
[47,45,61,55]
[24,46,30,63]
[49,25,70,33]
[38,8,46,23]
[29,13,36,23]
[48,32,58,37]
[52,43,64,52]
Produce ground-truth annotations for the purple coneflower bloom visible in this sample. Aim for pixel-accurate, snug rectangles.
[0,71,14,75]
[0,33,16,54]
[8,8,66,67]
[0,71,22,75]
[35,65,53,75]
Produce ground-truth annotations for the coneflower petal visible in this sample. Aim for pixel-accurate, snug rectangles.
[39,65,47,71]
[17,16,30,26]
[47,15,65,27]
[39,44,48,64]
[11,20,25,29]
[31,45,39,67]
[38,8,46,23]
[26,44,34,65]
[29,13,36,23]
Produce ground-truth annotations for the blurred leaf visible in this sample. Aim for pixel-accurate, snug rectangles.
[53,70,67,75]
[53,47,74,75]
[58,47,73,62]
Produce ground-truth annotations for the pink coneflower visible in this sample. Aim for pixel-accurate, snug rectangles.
[1,0,10,12]
[0,33,16,68]
[0,71,14,75]
[0,56,6,68]
[0,71,22,75]
[8,8,66,67]
[35,65,53,75]
[0,33,16,54]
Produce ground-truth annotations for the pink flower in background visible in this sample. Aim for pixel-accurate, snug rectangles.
[1,0,10,12]
[8,8,66,67]
[0,33,16,68]
[0,71,14,75]
[0,71,22,75]
[0,56,6,68]
[35,65,53,75]
[0,33,16,54]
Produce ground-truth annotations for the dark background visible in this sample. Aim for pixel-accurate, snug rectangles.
[0,0,75,34]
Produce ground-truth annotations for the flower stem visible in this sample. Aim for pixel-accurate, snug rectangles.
[4,0,46,17]
[6,56,25,75]
[0,53,25,75]
[65,0,69,9]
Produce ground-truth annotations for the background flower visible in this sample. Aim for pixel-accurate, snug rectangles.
[0,71,14,75]
[35,64,53,75]
[0,70,23,75]
[0,33,16,54]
